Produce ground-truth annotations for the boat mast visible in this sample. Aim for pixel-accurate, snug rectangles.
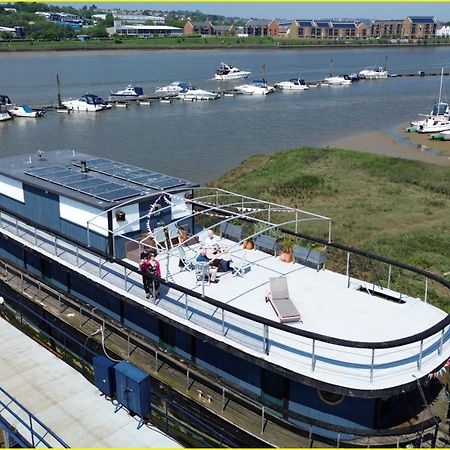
[329,58,333,77]
[438,67,444,103]
[384,55,388,71]
[56,74,62,108]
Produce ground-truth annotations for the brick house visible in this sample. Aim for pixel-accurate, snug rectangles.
[183,20,215,35]
[243,19,279,37]
[402,16,437,39]
[371,20,404,38]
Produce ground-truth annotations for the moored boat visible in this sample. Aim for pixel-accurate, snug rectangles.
[0,149,448,447]
[9,104,45,118]
[322,74,352,86]
[235,79,275,95]
[178,86,220,101]
[62,94,110,112]
[155,81,190,96]
[109,85,144,99]
[275,78,309,91]
[358,66,388,79]
[214,62,251,81]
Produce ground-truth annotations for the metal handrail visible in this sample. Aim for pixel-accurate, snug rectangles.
[0,385,69,448]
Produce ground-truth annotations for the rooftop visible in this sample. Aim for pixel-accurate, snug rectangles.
[0,150,195,210]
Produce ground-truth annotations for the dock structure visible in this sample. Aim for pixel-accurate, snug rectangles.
[0,317,181,448]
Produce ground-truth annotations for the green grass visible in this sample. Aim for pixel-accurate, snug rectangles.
[212,147,450,309]
[2,35,450,51]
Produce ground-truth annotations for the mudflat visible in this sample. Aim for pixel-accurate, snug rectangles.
[329,128,450,167]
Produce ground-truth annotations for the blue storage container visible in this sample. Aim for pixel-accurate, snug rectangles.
[93,355,116,397]
[114,361,151,418]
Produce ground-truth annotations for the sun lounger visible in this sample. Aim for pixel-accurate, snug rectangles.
[266,277,302,323]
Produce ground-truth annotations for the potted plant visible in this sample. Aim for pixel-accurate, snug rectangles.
[279,236,295,263]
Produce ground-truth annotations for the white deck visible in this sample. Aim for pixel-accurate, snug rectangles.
[0,317,181,448]
[1,211,449,394]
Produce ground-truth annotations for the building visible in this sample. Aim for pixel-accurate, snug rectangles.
[213,24,235,36]
[0,149,447,447]
[113,13,165,25]
[114,21,183,37]
[243,19,279,37]
[331,21,368,39]
[402,16,437,39]
[437,25,450,37]
[371,19,403,38]
[183,20,215,35]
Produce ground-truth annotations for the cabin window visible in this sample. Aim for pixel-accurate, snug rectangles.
[317,388,345,405]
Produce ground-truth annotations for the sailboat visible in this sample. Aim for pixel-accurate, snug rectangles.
[322,58,352,86]
[411,68,450,133]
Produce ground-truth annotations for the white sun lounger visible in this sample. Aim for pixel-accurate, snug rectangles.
[266,277,302,323]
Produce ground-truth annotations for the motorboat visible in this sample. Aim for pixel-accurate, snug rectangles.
[348,73,361,82]
[62,94,110,112]
[274,78,309,91]
[409,69,449,132]
[0,112,11,122]
[417,116,450,133]
[214,63,251,81]
[235,80,275,96]
[0,94,13,121]
[155,82,190,96]
[358,66,388,79]
[177,86,220,101]
[110,85,144,99]
[9,104,45,118]
[322,74,352,86]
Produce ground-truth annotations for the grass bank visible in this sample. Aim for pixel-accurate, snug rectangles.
[213,147,450,310]
[1,36,450,52]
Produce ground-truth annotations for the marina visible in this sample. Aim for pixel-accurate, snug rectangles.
[0,149,448,447]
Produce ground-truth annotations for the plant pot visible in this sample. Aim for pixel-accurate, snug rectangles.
[243,239,254,250]
[279,249,293,263]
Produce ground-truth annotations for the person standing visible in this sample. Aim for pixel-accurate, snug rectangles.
[139,247,152,299]
[148,251,161,298]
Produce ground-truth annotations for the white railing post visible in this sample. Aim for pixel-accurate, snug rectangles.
[346,252,350,288]
[370,348,375,382]
[387,264,392,289]
[424,277,428,303]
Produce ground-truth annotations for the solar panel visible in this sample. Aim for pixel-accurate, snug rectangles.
[71,158,192,191]
[25,166,142,203]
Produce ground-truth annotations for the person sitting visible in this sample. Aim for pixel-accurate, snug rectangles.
[203,229,218,249]
[196,248,218,283]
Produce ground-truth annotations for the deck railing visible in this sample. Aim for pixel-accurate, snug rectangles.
[0,206,449,392]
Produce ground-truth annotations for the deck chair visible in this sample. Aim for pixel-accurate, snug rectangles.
[231,254,251,277]
[177,246,197,271]
[152,227,167,251]
[195,262,211,286]
[266,277,302,323]
[166,222,180,248]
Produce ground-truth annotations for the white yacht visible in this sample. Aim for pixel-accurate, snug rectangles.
[178,86,220,101]
[214,63,251,81]
[417,116,450,133]
[322,74,352,86]
[110,85,144,99]
[62,94,110,112]
[235,80,275,96]
[358,66,388,79]
[155,82,190,96]
[275,78,309,91]
[9,104,45,118]
[0,94,13,121]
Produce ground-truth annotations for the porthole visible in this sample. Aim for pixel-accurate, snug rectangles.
[317,389,345,405]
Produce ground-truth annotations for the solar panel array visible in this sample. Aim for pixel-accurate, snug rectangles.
[24,165,143,202]
[72,158,192,191]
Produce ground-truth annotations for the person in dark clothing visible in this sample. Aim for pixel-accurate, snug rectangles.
[147,251,161,298]
[139,247,152,299]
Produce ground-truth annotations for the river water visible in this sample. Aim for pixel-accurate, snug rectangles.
[1,46,449,183]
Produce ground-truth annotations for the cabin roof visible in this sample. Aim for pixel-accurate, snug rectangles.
[0,150,196,210]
